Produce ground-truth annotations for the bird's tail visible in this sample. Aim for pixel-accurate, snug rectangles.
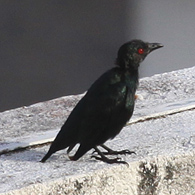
[40,138,72,163]
[40,127,77,163]
[40,149,53,163]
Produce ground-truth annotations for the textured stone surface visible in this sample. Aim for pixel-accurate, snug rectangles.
[2,152,195,195]
[0,67,195,194]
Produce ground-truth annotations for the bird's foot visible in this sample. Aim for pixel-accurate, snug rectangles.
[102,149,135,155]
[91,155,128,165]
[92,146,129,165]
[100,144,136,156]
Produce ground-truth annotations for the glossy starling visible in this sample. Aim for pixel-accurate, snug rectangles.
[41,40,163,164]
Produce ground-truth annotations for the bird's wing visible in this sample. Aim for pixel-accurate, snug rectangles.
[62,68,135,145]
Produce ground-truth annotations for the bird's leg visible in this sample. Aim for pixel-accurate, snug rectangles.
[100,144,136,155]
[91,146,128,165]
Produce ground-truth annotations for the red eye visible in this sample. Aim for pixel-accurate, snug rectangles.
[138,48,144,54]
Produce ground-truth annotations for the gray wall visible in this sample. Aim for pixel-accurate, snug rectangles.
[126,1,195,77]
[0,1,195,111]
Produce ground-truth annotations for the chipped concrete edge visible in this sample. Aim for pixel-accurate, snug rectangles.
[3,151,195,195]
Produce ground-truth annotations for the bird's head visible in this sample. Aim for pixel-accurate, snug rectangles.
[116,39,163,69]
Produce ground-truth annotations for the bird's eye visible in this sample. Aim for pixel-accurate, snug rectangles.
[138,48,144,54]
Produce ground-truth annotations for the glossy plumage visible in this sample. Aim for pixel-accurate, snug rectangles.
[41,40,163,164]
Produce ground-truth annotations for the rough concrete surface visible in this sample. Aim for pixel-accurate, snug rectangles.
[0,67,195,194]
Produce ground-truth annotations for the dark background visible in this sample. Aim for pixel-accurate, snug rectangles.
[1,1,195,112]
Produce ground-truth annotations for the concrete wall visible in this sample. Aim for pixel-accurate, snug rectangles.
[0,0,195,111]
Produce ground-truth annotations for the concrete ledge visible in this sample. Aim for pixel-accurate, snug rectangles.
[3,152,195,195]
[0,67,195,194]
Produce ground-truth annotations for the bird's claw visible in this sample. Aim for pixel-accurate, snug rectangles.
[119,149,136,155]
[91,155,121,161]
[91,155,128,165]
[102,149,136,156]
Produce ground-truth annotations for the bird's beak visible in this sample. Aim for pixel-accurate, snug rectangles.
[147,42,163,53]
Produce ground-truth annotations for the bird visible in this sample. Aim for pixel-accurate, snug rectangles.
[41,40,163,164]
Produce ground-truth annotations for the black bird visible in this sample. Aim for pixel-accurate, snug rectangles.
[41,40,163,164]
